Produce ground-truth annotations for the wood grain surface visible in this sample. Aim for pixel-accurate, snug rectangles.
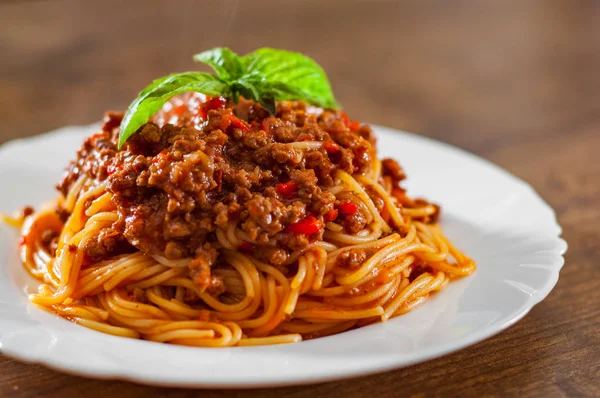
[1,0,599,397]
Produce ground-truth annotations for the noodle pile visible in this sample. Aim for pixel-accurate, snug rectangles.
[6,154,475,347]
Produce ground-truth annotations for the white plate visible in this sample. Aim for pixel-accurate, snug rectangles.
[0,124,567,388]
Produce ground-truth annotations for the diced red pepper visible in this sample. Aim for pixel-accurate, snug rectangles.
[215,110,251,132]
[339,201,358,216]
[323,140,340,154]
[323,208,338,222]
[203,96,227,111]
[173,104,188,116]
[349,121,361,131]
[238,242,254,251]
[323,140,342,163]
[340,111,361,131]
[288,216,323,235]
[276,182,297,199]
[191,96,226,121]
[230,115,250,132]
[340,111,350,128]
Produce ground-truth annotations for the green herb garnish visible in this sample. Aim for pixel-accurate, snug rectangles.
[118,47,339,148]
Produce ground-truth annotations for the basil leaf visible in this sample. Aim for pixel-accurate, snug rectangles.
[119,73,184,129]
[231,80,260,103]
[118,72,227,148]
[118,48,343,146]
[193,47,244,81]
[258,95,276,115]
[236,73,277,114]
[268,81,334,110]
[241,48,339,109]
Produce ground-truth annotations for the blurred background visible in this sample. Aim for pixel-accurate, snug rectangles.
[1,1,599,397]
[1,0,598,150]
[2,0,599,216]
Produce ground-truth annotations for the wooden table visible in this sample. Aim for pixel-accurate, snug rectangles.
[1,1,599,397]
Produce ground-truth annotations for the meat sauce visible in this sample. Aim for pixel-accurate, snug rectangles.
[57,94,417,286]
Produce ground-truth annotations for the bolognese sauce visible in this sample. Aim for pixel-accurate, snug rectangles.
[57,94,419,287]
[6,48,475,347]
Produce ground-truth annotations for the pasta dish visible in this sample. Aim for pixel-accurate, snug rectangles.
[3,48,474,347]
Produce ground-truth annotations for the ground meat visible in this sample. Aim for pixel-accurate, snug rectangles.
[83,227,132,261]
[242,195,291,237]
[99,98,356,260]
[289,169,335,216]
[408,264,434,282]
[304,151,336,184]
[270,143,303,165]
[430,204,441,223]
[254,246,289,266]
[102,112,124,134]
[56,129,118,196]
[131,288,148,303]
[342,208,368,233]
[40,228,59,255]
[55,206,70,223]
[22,206,34,218]
[336,249,368,268]
[358,125,377,146]
[366,186,384,212]
[335,192,369,234]
[40,229,56,246]
[382,158,406,182]
[56,95,430,283]
[188,245,219,290]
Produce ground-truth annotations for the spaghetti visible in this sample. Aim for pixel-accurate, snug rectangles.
[4,95,474,347]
